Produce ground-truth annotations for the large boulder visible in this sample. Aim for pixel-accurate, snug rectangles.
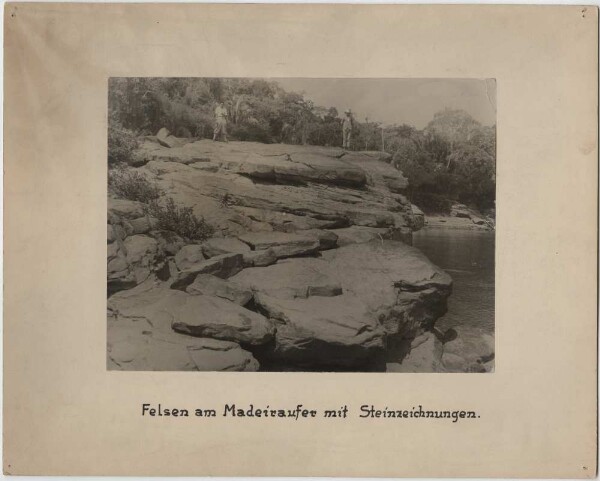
[108,318,259,371]
[255,293,385,369]
[320,241,452,339]
[109,285,274,346]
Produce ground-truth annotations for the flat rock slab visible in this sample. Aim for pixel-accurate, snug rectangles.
[171,253,244,289]
[186,274,253,306]
[254,293,385,368]
[202,237,251,258]
[320,241,452,337]
[108,319,259,371]
[237,232,320,259]
[231,258,342,300]
[109,285,273,346]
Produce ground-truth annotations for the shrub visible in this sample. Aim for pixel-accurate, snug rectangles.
[108,126,139,165]
[145,197,215,241]
[108,168,161,203]
[412,192,453,215]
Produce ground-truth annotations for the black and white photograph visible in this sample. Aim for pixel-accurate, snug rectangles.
[107,77,496,373]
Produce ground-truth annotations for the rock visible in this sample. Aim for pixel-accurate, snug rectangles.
[231,258,342,300]
[107,238,137,295]
[232,206,339,232]
[186,274,253,306]
[329,226,390,247]
[171,253,244,289]
[174,244,205,271]
[128,216,158,235]
[108,224,116,243]
[170,295,274,346]
[202,237,251,258]
[109,286,274,346]
[237,232,320,259]
[255,292,385,368]
[387,332,443,373]
[108,319,259,371]
[124,235,163,284]
[479,334,495,362]
[442,352,467,372]
[107,241,123,263]
[219,148,368,187]
[341,151,408,192]
[145,160,195,176]
[301,229,338,250]
[108,198,145,220]
[151,230,185,256]
[148,150,411,232]
[320,241,452,339]
[154,129,192,149]
[410,204,425,231]
[156,127,170,142]
[242,248,278,267]
[108,141,456,370]
[124,235,158,264]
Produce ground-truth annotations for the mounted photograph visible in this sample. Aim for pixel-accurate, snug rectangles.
[107,77,496,373]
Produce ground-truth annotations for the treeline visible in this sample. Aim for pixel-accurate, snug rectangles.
[108,78,495,212]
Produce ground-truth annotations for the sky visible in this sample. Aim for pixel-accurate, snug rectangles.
[274,78,496,129]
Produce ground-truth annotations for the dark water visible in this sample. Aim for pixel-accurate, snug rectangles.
[413,227,495,358]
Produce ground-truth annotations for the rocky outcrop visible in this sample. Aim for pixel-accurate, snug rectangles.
[424,203,495,231]
[107,139,454,371]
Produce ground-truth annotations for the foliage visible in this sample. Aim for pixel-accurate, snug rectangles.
[108,168,161,203]
[108,124,139,165]
[411,192,453,214]
[145,197,215,242]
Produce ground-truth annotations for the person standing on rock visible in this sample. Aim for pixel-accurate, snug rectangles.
[213,101,229,142]
[342,109,354,150]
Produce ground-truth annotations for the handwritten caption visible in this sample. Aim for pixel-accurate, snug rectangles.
[141,403,480,422]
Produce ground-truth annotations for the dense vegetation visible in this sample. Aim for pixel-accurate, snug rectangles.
[109,78,495,213]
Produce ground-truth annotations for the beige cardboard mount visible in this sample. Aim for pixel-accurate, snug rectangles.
[4,3,598,477]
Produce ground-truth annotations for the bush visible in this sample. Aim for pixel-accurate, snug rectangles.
[108,168,161,203]
[145,197,215,241]
[108,126,139,165]
[412,192,453,215]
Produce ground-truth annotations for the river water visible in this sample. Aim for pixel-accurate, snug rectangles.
[412,227,495,359]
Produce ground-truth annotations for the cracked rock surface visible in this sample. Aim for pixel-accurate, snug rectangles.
[108,139,452,371]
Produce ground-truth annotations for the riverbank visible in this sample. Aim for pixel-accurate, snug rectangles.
[412,203,495,231]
